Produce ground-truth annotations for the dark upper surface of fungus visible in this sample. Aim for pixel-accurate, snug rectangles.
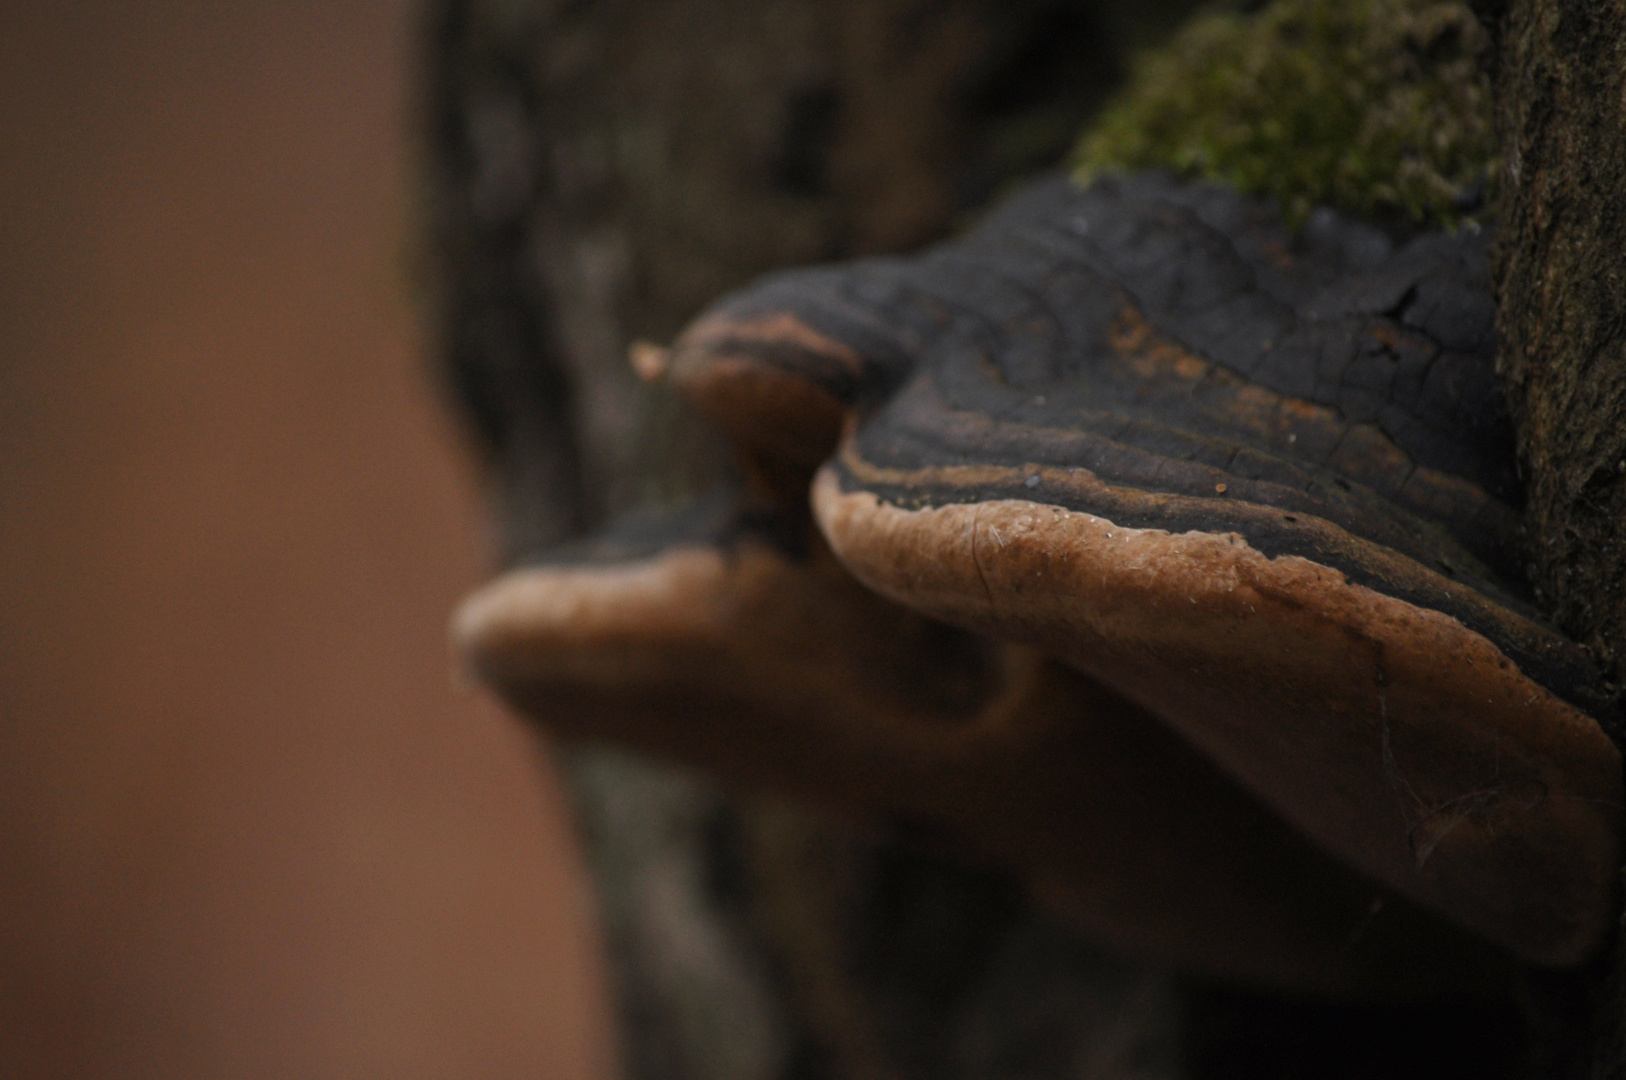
[661,171,1623,967]
[672,172,1587,713]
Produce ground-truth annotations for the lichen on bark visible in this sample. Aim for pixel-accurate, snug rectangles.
[1072,0,1497,230]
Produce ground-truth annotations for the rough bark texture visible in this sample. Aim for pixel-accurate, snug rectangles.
[1481,2,1626,1076]
[1490,0,1626,698]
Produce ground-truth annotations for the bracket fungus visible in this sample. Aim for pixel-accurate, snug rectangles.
[457,171,1623,987]
[458,487,1514,995]
[664,171,1625,965]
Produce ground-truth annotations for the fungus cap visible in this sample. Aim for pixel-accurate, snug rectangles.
[457,488,1515,995]
[664,172,1625,966]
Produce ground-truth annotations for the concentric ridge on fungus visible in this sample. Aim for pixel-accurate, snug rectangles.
[663,171,1624,967]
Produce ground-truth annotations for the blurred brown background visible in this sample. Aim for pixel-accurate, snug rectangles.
[0,2,615,1076]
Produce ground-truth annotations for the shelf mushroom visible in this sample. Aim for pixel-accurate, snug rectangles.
[659,172,1624,968]
[457,485,1513,995]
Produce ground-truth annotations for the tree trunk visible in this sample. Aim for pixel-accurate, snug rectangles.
[1490,0,1626,714]
[1483,1,1626,1075]
[429,0,1626,1075]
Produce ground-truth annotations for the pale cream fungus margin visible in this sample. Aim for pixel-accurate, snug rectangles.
[454,547,746,675]
[453,541,1052,757]
[811,467,1625,966]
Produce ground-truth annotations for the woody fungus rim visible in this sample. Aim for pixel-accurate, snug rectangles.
[656,171,1624,968]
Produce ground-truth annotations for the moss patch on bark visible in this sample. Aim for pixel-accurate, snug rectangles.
[1072,0,1496,230]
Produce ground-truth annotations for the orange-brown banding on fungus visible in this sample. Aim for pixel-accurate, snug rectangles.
[668,312,863,466]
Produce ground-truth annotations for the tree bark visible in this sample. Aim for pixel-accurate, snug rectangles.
[1483,2,1626,1075]
[1490,0,1626,712]
[429,0,1626,1075]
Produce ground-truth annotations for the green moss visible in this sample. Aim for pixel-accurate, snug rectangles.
[1071,0,1496,229]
